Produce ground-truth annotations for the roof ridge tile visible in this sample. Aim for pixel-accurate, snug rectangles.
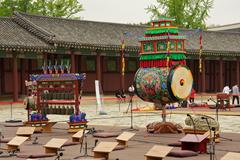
[13,11,55,43]
[16,11,147,28]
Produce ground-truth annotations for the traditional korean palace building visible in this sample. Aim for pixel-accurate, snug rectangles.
[1,12,240,101]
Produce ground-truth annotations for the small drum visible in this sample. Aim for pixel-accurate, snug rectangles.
[134,65,193,104]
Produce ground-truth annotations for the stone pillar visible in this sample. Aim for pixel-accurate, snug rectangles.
[219,57,223,91]
[71,51,76,73]
[12,54,18,102]
[96,52,101,83]
[201,57,206,93]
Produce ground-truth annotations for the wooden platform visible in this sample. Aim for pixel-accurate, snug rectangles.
[116,132,135,147]
[44,138,68,154]
[24,121,56,132]
[93,142,118,160]
[7,136,28,151]
[145,145,173,160]
[221,152,240,160]
[72,130,84,142]
[1,123,240,160]
[16,127,35,138]
[184,128,220,142]
[67,122,88,133]
[180,134,208,153]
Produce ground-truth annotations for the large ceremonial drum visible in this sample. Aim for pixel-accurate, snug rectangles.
[133,65,193,104]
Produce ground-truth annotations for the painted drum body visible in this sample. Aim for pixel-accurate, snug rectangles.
[133,65,193,104]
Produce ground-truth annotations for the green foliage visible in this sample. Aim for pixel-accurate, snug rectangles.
[0,0,83,19]
[147,0,214,29]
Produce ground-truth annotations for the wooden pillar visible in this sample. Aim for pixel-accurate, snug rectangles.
[12,54,18,102]
[201,57,206,92]
[21,59,27,95]
[71,51,76,73]
[1,58,5,95]
[75,55,79,73]
[237,58,240,85]
[0,59,2,96]
[219,57,223,91]
[215,60,217,92]
[96,53,101,83]
[120,52,125,91]
[197,60,201,92]
[43,53,48,64]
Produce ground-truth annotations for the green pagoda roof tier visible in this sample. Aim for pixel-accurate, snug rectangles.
[140,53,186,61]
[139,35,186,41]
[145,27,178,35]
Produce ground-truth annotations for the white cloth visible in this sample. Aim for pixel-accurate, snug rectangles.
[223,86,231,94]
[232,85,239,95]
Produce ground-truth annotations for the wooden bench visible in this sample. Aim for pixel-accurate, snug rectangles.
[16,127,35,138]
[221,152,240,160]
[115,132,135,147]
[145,145,173,160]
[72,130,84,142]
[44,138,68,154]
[93,142,118,160]
[7,136,28,152]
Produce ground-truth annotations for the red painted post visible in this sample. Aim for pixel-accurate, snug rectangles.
[120,40,125,91]
[71,51,76,73]
[0,59,2,96]
[219,58,223,91]
[96,52,101,83]
[12,54,18,102]
[21,59,27,95]
[75,80,79,115]
[201,57,206,93]
[236,58,240,85]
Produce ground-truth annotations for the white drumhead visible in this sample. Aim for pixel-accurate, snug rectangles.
[170,66,193,100]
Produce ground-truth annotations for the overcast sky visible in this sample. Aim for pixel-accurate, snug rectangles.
[80,0,240,26]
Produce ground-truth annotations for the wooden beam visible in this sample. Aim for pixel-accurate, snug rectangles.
[12,54,18,102]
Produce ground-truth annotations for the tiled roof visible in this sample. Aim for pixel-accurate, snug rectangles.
[1,12,240,56]
[0,17,54,52]
[208,23,240,31]
[180,29,240,56]
[14,12,144,52]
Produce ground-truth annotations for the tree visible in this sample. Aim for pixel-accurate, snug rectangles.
[0,0,83,19]
[147,0,214,29]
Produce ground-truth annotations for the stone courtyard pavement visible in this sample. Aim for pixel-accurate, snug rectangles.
[0,94,240,133]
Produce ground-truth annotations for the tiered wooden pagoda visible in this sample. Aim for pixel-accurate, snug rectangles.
[139,17,186,68]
